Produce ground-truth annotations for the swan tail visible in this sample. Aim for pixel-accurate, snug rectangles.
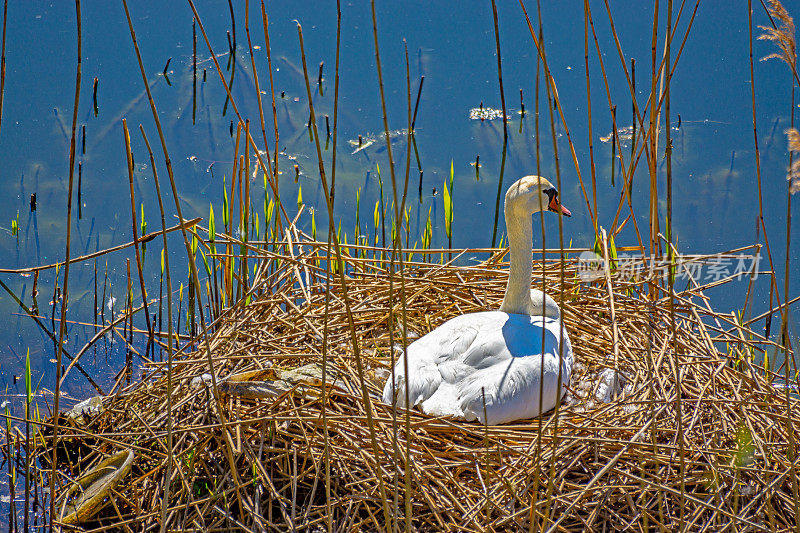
[382,359,442,409]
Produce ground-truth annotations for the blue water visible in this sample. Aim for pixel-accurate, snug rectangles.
[0,1,796,423]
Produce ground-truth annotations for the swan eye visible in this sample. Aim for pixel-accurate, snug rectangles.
[543,187,558,203]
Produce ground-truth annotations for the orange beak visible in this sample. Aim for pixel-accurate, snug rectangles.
[548,196,572,217]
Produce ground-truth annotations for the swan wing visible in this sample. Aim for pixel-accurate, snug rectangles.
[382,312,501,409]
[458,316,573,424]
[382,312,573,425]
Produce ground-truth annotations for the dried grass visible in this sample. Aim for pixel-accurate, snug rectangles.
[38,228,799,531]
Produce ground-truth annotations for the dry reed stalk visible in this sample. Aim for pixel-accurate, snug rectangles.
[583,0,598,227]
[122,120,154,358]
[138,124,178,533]
[0,0,7,140]
[318,3,342,530]
[244,0,272,188]
[489,0,509,249]
[50,1,81,527]
[121,0,246,519]
[297,17,393,529]
[0,218,200,275]
[759,0,800,524]
[259,1,280,193]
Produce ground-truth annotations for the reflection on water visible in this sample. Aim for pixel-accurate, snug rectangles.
[0,2,796,406]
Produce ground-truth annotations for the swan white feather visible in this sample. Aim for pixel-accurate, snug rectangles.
[382,176,574,425]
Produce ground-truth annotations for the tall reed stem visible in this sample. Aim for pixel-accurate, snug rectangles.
[320,1,342,529]
[297,19,393,530]
[0,0,7,140]
[489,0,509,248]
[50,1,80,528]
[139,125,176,533]
[123,0,245,518]
[122,119,154,359]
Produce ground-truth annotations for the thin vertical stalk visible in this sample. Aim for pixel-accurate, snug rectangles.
[192,16,197,125]
[583,0,598,228]
[125,258,132,383]
[399,40,413,533]
[0,0,7,139]
[122,119,154,360]
[747,0,787,352]
[230,123,241,239]
[260,1,280,192]
[243,120,250,293]
[528,14,545,531]
[750,1,799,526]
[784,56,800,533]
[50,1,80,528]
[139,125,176,533]
[227,0,236,51]
[244,0,273,191]
[411,76,424,132]
[762,0,800,522]
[122,0,245,518]
[490,0,509,248]
[297,20,393,531]
[530,0,568,528]
[663,0,684,526]
[647,0,660,261]
[319,3,341,528]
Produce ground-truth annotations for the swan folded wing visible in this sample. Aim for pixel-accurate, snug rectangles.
[457,316,572,424]
[458,355,563,424]
[382,312,573,425]
[381,315,483,408]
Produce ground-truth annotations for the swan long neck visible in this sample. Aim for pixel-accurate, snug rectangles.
[499,206,534,315]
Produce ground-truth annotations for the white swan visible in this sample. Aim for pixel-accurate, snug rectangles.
[382,175,574,425]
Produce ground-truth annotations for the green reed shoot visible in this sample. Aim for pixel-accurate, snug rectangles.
[24,347,31,530]
[5,406,14,489]
[209,204,216,243]
[373,200,380,251]
[355,187,361,241]
[11,210,18,237]
[391,211,397,248]
[265,197,274,240]
[140,202,147,253]
[297,184,303,211]
[443,159,454,256]
[200,248,211,278]
[377,163,386,252]
[223,176,230,229]
[422,207,432,261]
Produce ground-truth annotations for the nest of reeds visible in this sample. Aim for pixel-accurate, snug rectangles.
[40,231,800,531]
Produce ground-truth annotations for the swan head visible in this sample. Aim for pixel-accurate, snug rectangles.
[504,175,572,219]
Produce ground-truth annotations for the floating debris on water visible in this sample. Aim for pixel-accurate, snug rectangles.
[469,106,505,121]
[348,129,410,154]
[600,124,684,146]
[599,125,635,145]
